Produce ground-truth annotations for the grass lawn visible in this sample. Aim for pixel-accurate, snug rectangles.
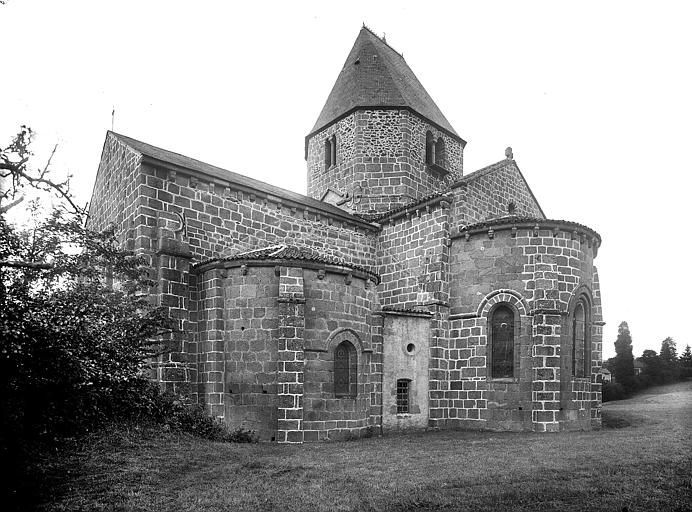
[34,381,692,511]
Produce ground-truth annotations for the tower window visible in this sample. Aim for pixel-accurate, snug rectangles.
[425,131,435,165]
[396,379,411,413]
[324,135,337,169]
[334,340,357,397]
[324,138,332,168]
[434,137,446,168]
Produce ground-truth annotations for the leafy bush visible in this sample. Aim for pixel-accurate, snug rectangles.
[106,378,258,443]
[602,382,626,402]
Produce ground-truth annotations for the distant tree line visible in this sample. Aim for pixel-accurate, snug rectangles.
[603,321,691,401]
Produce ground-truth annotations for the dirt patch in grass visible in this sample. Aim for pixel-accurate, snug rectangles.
[30,381,692,512]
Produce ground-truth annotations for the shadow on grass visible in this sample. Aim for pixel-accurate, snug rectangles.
[601,410,648,429]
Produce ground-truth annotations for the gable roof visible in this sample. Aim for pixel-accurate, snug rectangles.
[309,27,460,139]
[106,132,378,231]
[452,158,547,220]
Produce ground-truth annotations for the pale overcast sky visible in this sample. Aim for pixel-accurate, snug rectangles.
[2,0,690,359]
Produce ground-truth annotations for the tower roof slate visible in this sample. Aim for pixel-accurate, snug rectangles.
[309,27,460,139]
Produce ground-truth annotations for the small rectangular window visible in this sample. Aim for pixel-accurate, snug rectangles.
[396,379,410,413]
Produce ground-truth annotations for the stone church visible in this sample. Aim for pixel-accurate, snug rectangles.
[88,27,604,442]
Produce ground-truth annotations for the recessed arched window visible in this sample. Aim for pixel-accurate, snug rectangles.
[334,340,357,397]
[324,137,332,168]
[572,298,591,378]
[489,304,516,379]
[434,137,446,168]
[396,379,411,413]
[425,131,435,165]
[330,134,337,166]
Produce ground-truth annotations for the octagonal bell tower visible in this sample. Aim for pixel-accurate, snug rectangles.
[305,27,467,214]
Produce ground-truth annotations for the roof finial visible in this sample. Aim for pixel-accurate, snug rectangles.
[382,32,386,43]
[505,147,513,160]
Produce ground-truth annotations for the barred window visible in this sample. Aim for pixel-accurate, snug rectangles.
[396,379,410,413]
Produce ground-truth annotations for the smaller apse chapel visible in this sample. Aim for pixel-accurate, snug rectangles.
[87,27,604,443]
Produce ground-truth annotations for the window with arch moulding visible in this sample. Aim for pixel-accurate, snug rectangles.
[488,304,517,379]
[572,298,591,378]
[334,340,357,397]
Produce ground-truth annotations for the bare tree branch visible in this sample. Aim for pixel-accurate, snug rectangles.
[1,128,85,215]
[0,195,24,213]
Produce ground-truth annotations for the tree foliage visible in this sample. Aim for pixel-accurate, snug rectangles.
[681,345,692,368]
[1,127,174,447]
[613,321,635,389]
[658,337,679,383]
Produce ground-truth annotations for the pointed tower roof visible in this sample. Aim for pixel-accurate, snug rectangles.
[309,27,461,140]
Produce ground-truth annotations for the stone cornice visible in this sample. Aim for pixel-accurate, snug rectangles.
[452,217,601,253]
[193,258,380,285]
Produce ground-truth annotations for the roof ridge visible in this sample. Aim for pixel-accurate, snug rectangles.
[360,25,404,59]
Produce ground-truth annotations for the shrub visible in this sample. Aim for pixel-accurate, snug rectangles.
[602,381,626,402]
[106,378,258,443]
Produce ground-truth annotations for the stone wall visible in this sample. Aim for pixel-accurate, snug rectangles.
[194,260,381,442]
[446,220,602,431]
[376,196,452,309]
[306,109,464,213]
[136,161,377,267]
[302,268,379,441]
[382,313,431,430]
[87,134,141,236]
[453,160,544,224]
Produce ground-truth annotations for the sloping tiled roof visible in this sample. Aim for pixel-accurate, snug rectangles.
[310,27,459,138]
[108,132,376,229]
[460,216,602,244]
[194,244,379,279]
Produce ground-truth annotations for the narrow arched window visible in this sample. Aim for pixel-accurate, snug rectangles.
[435,137,446,168]
[334,340,357,397]
[490,305,515,379]
[572,299,590,378]
[331,134,337,166]
[396,379,411,413]
[324,138,332,168]
[425,131,435,165]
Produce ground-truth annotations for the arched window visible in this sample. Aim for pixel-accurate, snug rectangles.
[572,299,591,378]
[425,131,435,165]
[334,340,357,397]
[489,305,515,379]
[324,137,332,168]
[396,379,411,413]
[330,134,337,166]
[434,137,446,168]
